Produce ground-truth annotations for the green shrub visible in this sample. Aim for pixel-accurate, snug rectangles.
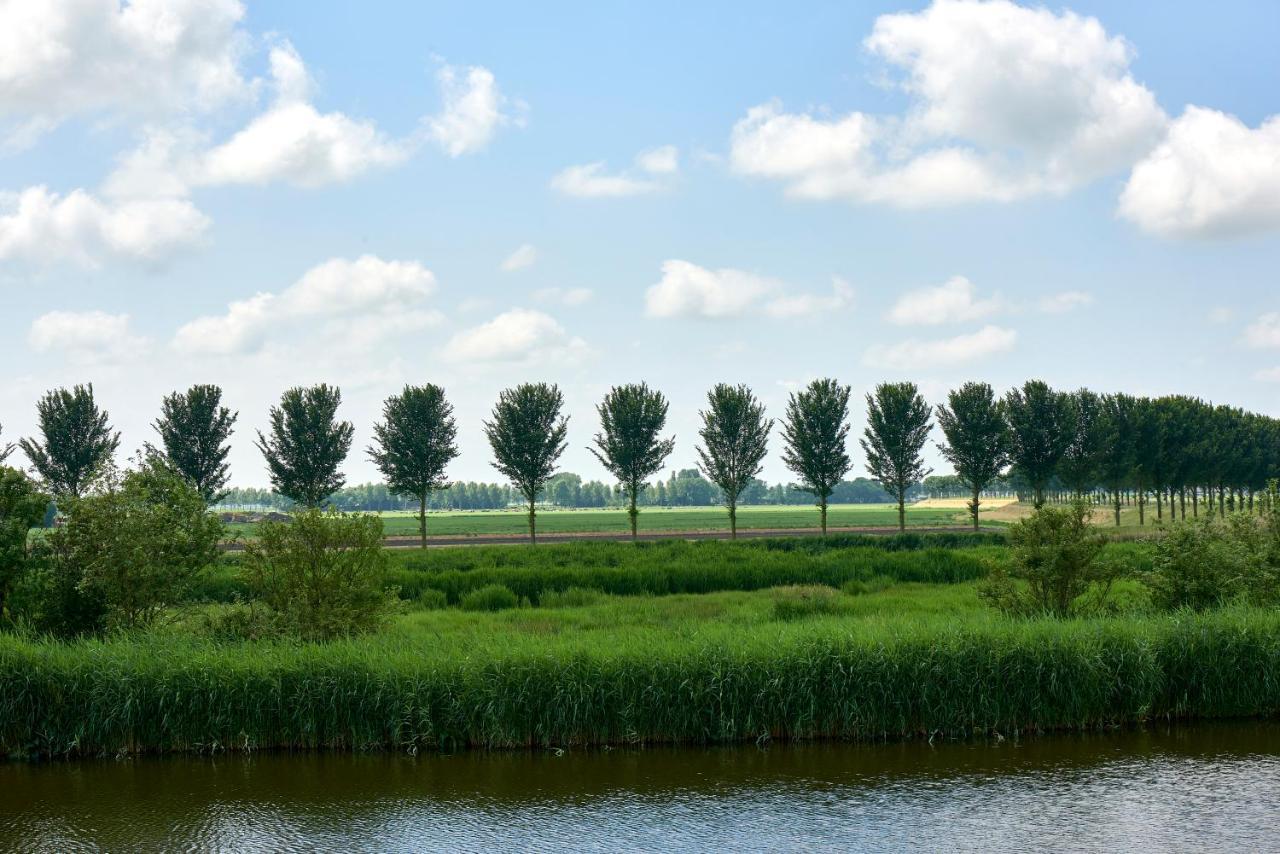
[460,584,519,612]
[1147,514,1277,610]
[979,501,1118,617]
[0,468,48,624]
[414,589,449,611]
[243,509,393,640]
[771,585,847,620]
[842,575,894,596]
[538,587,604,608]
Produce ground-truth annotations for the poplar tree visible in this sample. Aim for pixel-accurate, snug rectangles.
[1096,392,1138,526]
[151,384,238,503]
[935,381,1009,531]
[780,378,852,535]
[862,382,932,531]
[695,384,771,539]
[1003,380,1072,508]
[20,385,120,498]
[484,383,569,543]
[368,384,459,547]
[255,385,354,507]
[1058,388,1103,497]
[589,383,676,539]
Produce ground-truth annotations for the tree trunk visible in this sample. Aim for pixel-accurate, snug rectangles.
[897,488,906,532]
[419,493,428,549]
[528,496,537,543]
[820,498,828,535]
[629,484,639,540]
[1113,489,1121,526]
[729,498,737,539]
[971,485,982,532]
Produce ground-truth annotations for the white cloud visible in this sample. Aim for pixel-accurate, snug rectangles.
[443,308,586,364]
[499,243,537,272]
[1255,366,1280,383]
[863,325,1017,370]
[1245,313,1280,349]
[0,185,208,266]
[29,310,149,362]
[730,0,1166,207]
[888,276,1004,325]
[174,255,437,355]
[425,64,513,157]
[551,145,679,198]
[1038,290,1094,314]
[636,145,679,174]
[1119,107,1280,238]
[0,0,252,144]
[533,286,593,306]
[644,259,854,320]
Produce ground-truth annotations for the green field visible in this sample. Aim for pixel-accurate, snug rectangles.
[7,534,1279,758]
[224,503,982,539]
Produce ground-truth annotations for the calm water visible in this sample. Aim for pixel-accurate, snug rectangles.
[4,725,1280,852]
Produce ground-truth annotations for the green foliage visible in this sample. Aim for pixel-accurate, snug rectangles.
[18,385,120,499]
[255,385,354,508]
[1003,380,1072,508]
[1147,513,1280,610]
[150,385,237,503]
[1058,389,1103,495]
[242,509,392,640]
[1096,393,1138,525]
[695,384,772,537]
[780,378,853,534]
[484,383,569,541]
[0,468,49,621]
[589,383,676,538]
[27,461,223,634]
[0,423,13,464]
[861,382,932,531]
[770,584,847,620]
[368,384,460,547]
[841,575,894,596]
[935,382,1009,531]
[980,501,1114,617]
[459,583,519,612]
[538,587,605,608]
[414,589,449,611]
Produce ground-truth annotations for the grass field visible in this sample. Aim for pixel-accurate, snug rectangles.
[223,503,996,539]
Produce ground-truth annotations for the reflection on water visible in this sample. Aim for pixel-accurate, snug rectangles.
[3,724,1280,852]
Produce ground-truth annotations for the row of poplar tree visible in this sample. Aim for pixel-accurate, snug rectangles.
[3,379,1278,544]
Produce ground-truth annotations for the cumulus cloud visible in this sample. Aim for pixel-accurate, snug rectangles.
[863,325,1017,370]
[173,255,438,355]
[29,310,150,362]
[1119,107,1280,238]
[730,0,1166,207]
[888,276,1003,325]
[499,243,537,272]
[551,145,679,197]
[1038,290,1094,314]
[644,259,854,320]
[425,64,514,157]
[0,185,208,266]
[1245,313,1280,350]
[443,308,586,364]
[532,286,593,306]
[0,0,252,145]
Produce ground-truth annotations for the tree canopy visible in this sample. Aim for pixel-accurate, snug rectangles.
[695,383,772,538]
[368,384,459,547]
[589,383,676,538]
[19,385,120,499]
[780,378,853,534]
[255,384,354,507]
[935,381,1009,531]
[484,383,569,542]
[862,381,932,531]
[151,384,238,503]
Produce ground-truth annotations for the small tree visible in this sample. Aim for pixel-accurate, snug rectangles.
[37,460,224,632]
[695,384,772,539]
[979,501,1113,617]
[1003,380,1072,508]
[862,382,932,532]
[484,383,569,542]
[780,378,853,535]
[368,384,460,547]
[19,385,120,498]
[0,467,49,620]
[243,509,392,639]
[589,383,676,539]
[255,384,354,507]
[151,384,238,503]
[935,382,1009,531]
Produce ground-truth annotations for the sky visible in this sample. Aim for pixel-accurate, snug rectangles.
[1,0,1279,488]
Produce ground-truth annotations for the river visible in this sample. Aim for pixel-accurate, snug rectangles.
[3,724,1279,851]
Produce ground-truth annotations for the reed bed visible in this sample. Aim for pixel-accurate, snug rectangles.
[3,604,1277,758]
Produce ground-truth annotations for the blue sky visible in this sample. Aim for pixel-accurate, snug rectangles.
[2,0,1279,486]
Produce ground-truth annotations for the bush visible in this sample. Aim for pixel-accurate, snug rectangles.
[460,584,519,612]
[414,589,449,611]
[243,509,393,640]
[1147,514,1277,610]
[842,575,894,596]
[20,462,222,635]
[980,501,1116,617]
[538,587,604,608]
[0,467,49,623]
[771,585,847,620]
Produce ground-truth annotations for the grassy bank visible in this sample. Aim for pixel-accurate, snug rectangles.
[194,533,1012,604]
[3,581,1276,758]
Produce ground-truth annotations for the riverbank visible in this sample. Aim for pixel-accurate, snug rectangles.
[3,587,1278,758]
